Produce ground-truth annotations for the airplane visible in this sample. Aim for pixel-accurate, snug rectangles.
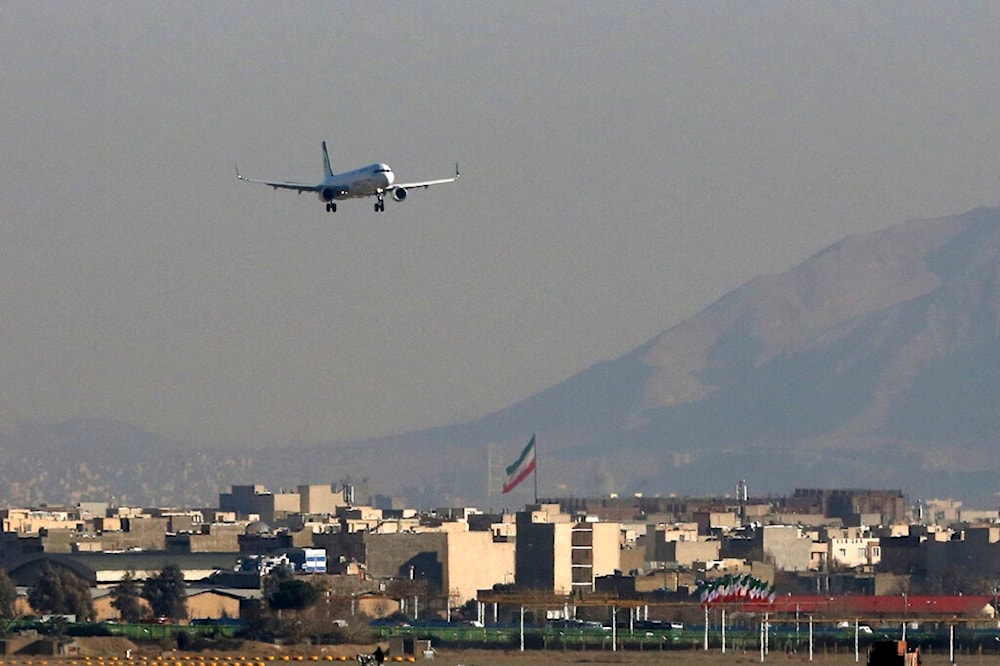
[236,141,459,213]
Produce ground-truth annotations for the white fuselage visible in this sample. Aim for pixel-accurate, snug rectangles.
[319,163,394,201]
[237,142,457,212]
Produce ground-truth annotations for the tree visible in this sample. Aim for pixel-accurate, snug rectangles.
[266,579,319,611]
[0,568,17,619]
[238,599,275,641]
[27,563,94,621]
[262,565,295,601]
[142,564,187,620]
[110,572,143,623]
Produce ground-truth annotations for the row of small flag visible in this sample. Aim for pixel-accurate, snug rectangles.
[696,573,777,606]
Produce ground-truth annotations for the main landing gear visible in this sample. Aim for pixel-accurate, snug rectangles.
[374,192,385,212]
[325,202,337,213]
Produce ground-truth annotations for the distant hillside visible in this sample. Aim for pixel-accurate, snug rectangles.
[5,207,1000,509]
[0,419,255,507]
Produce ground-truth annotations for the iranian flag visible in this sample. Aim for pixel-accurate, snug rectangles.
[502,435,537,493]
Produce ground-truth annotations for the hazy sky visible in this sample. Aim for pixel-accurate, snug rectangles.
[2,3,999,449]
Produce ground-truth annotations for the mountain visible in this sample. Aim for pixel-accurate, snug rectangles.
[5,207,1000,509]
[326,206,1000,507]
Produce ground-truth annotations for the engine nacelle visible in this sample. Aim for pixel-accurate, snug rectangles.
[392,187,408,202]
[318,188,337,203]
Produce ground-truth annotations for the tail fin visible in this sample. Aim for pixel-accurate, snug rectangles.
[321,141,334,177]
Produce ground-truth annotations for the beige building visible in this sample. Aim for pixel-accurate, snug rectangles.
[656,539,721,568]
[91,591,151,622]
[762,525,814,572]
[828,536,881,568]
[299,485,348,515]
[514,504,621,594]
[646,523,719,567]
[2,508,81,534]
[166,522,244,553]
[219,485,301,524]
[693,511,738,534]
[90,588,250,623]
[364,528,514,604]
[445,530,515,603]
[959,509,1000,523]
[338,506,386,533]
[185,589,247,622]
[924,498,962,524]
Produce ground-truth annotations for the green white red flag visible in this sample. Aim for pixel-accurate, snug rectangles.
[695,574,776,606]
[502,435,536,494]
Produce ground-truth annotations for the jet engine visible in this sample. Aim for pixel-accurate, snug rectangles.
[392,187,408,202]
[319,188,337,203]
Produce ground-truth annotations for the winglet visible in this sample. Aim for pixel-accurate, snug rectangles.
[235,163,246,181]
[455,163,460,179]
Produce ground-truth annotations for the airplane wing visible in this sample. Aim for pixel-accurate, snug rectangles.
[235,165,318,193]
[392,164,460,190]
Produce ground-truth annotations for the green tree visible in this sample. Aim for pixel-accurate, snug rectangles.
[27,563,94,620]
[262,565,295,600]
[110,572,143,623]
[141,564,187,620]
[0,568,17,619]
[266,579,319,611]
[238,599,274,641]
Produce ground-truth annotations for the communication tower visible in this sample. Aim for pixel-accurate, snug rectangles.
[487,445,505,496]
[736,479,748,525]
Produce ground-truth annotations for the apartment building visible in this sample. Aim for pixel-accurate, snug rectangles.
[362,528,514,603]
[514,504,621,595]
[1,508,82,534]
[218,485,300,524]
[646,523,720,567]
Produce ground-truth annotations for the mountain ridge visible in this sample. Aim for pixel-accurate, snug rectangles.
[5,207,1000,508]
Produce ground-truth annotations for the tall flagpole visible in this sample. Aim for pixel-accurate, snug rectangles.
[533,436,538,503]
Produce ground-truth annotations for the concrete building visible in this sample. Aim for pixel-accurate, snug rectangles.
[693,511,738,535]
[656,540,721,569]
[760,525,814,572]
[298,485,348,515]
[166,522,244,553]
[878,526,1000,578]
[924,498,963,524]
[828,536,881,569]
[647,522,721,567]
[88,586,258,623]
[793,488,907,525]
[959,509,1000,523]
[514,504,621,595]
[363,529,514,604]
[1,508,82,534]
[219,485,300,524]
